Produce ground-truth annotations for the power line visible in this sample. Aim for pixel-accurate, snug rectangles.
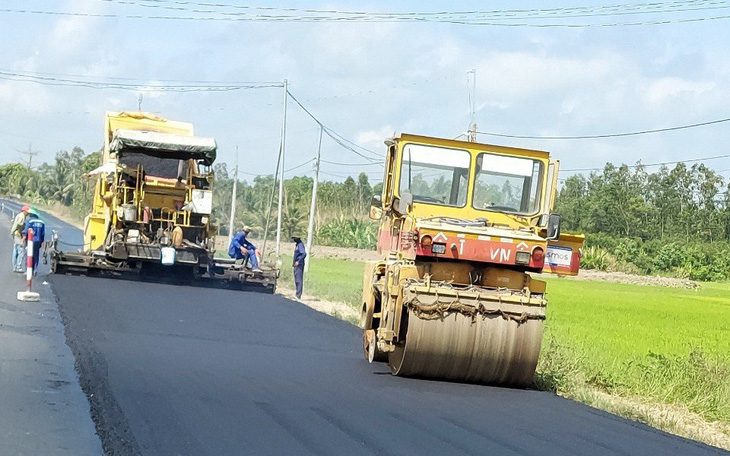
[237,158,314,177]
[16,143,40,169]
[0,67,281,86]
[5,1,730,27]
[478,116,730,140]
[320,159,382,167]
[0,70,283,92]
[286,90,384,164]
[102,0,730,22]
[320,170,382,179]
[562,152,730,172]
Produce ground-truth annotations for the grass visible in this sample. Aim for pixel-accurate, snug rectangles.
[539,279,730,426]
[279,256,730,435]
[278,254,365,306]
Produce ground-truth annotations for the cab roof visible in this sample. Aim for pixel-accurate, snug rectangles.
[392,133,550,159]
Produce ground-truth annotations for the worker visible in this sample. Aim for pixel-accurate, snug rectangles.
[10,205,29,273]
[22,206,45,274]
[292,236,306,299]
[228,226,261,272]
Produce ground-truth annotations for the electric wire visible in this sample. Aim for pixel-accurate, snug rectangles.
[562,152,730,172]
[238,158,314,177]
[100,0,730,21]
[6,0,730,27]
[478,116,730,140]
[0,67,282,86]
[320,159,382,167]
[286,91,384,164]
[0,69,282,92]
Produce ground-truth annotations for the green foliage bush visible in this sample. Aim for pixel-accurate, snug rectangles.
[580,246,610,270]
[316,217,378,249]
[584,233,730,281]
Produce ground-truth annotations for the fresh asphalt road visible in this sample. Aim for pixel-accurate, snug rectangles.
[11,201,725,455]
[0,200,101,455]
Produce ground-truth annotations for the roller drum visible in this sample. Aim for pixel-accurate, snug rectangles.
[388,310,544,387]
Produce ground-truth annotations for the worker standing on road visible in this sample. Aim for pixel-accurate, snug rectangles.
[10,205,29,273]
[228,226,262,272]
[292,236,306,299]
[22,207,45,274]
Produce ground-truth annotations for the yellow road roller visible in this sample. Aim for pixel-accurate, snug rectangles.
[361,134,583,386]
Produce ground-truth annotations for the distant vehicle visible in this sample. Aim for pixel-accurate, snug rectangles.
[50,111,277,292]
[361,133,584,386]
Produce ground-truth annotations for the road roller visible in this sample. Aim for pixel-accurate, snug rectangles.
[361,133,584,386]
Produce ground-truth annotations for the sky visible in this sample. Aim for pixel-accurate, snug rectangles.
[1,0,729,183]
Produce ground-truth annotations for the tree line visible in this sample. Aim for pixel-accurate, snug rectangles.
[0,148,380,249]
[3,147,730,280]
[211,163,380,248]
[557,162,730,281]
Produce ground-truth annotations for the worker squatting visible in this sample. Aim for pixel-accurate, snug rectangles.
[228,226,307,299]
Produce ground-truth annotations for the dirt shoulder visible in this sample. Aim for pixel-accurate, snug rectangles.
[542,269,701,289]
[573,388,730,451]
[277,286,359,324]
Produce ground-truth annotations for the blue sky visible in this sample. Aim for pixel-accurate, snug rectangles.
[1,0,729,182]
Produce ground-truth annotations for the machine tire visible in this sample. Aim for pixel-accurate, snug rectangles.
[362,329,379,363]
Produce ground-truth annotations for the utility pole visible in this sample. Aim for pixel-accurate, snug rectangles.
[467,69,477,142]
[275,79,288,261]
[228,146,239,242]
[17,143,39,169]
[304,126,323,273]
[138,93,143,112]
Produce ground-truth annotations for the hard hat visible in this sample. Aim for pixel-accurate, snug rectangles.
[21,205,30,213]
[27,206,39,216]
[243,225,251,232]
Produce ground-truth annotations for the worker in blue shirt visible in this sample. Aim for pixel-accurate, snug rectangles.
[228,226,261,272]
[292,236,306,299]
[22,207,45,273]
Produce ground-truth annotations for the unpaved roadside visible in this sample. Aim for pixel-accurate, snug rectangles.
[277,286,360,324]
[556,269,700,289]
[573,388,730,451]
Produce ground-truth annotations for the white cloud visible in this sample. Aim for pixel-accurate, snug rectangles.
[49,0,106,56]
[643,77,715,105]
[475,51,618,101]
[357,125,396,149]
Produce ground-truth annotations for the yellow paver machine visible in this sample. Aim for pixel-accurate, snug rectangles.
[361,134,584,386]
[50,111,277,292]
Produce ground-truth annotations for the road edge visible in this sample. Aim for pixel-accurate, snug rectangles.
[48,277,144,456]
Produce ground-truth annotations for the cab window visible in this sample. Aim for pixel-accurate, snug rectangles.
[473,153,543,215]
[399,144,470,207]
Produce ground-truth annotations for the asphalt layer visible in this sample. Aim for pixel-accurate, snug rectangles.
[29,203,726,456]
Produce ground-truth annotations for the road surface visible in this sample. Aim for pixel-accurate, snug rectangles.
[0,201,102,455]
[4,200,725,456]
